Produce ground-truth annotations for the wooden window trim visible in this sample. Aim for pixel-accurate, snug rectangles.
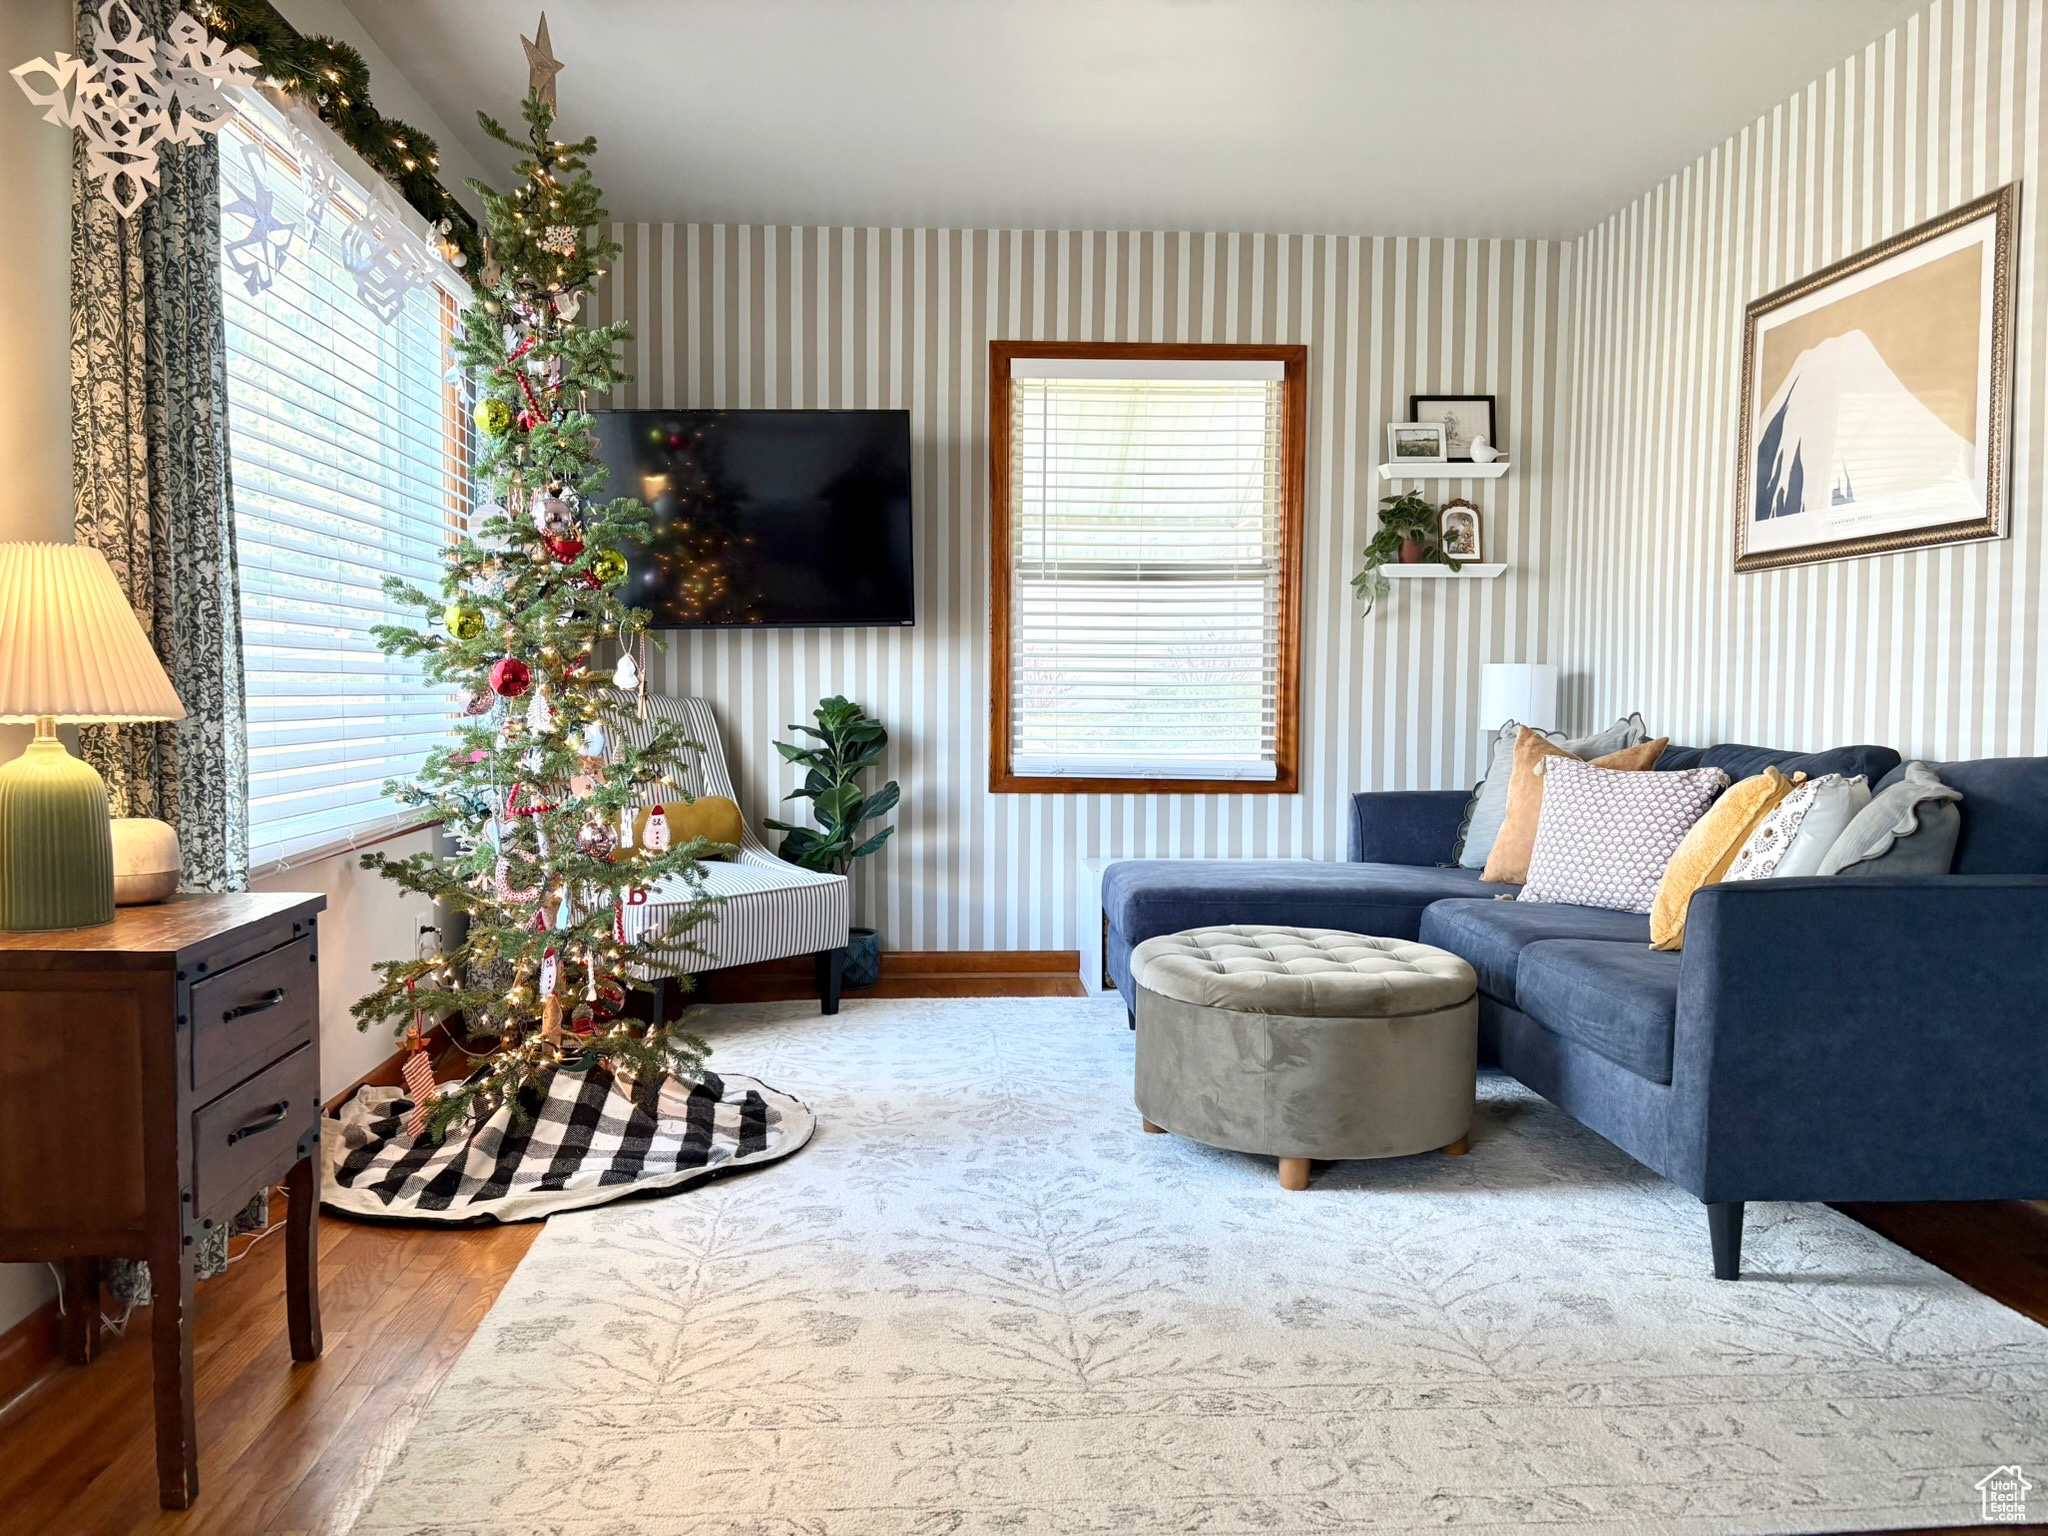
[989,340,1307,796]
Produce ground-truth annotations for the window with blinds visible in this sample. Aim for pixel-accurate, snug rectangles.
[219,107,470,870]
[991,346,1305,793]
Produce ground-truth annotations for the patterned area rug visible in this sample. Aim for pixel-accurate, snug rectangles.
[356,997,2048,1534]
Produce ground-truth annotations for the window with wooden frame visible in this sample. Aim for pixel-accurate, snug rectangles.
[990,342,1306,794]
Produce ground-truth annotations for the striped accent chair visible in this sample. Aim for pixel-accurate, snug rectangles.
[610,694,852,1012]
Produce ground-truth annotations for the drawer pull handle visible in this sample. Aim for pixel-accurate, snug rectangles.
[226,1100,291,1146]
[222,988,288,1022]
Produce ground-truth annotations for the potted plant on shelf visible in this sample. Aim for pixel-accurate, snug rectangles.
[1351,489,1463,614]
[765,696,900,989]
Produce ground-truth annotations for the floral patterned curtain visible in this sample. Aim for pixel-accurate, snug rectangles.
[68,0,248,892]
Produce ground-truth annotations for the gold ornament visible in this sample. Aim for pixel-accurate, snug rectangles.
[443,603,485,640]
[475,397,515,437]
[590,548,627,584]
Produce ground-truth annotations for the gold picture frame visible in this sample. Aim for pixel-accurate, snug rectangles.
[1734,183,2017,573]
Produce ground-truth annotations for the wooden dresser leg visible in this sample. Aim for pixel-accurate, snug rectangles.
[285,1155,323,1362]
[1278,1157,1311,1191]
[147,1251,197,1509]
[60,1257,100,1366]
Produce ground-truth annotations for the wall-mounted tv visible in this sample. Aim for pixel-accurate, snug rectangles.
[594,409,914,628]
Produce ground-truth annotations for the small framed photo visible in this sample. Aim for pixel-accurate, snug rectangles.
[1386,422,1446,462]
[1410,394,1498,462]
[1438,498,1483,560]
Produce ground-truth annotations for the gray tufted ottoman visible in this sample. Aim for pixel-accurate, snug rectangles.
[1130,925,1480,1189]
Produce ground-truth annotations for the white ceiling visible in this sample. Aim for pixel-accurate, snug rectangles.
[341,0,1925,240]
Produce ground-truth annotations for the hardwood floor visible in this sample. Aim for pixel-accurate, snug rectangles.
[692,948,1087,1002]
[0,1202,534,1536]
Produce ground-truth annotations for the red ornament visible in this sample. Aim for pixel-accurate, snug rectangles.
[546,536,585,562]
[489,656,531,697]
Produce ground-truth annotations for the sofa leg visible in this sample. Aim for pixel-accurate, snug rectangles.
[1141,1116,1164,1135]
[1708,1201,1745,1280]
[1440,1135,1469,1156]
[815,947,847,1015]
[1278,1157,1311,1192]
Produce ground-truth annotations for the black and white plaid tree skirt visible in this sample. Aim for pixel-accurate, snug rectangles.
[321,1063,814,1222]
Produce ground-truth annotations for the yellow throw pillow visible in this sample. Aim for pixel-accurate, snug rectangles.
[632,795,744,860]
[1649,768,1800,950]
[1482,730,1670,886]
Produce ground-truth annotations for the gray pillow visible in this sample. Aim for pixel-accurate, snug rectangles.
[1816,760,1963,877]
[1455,714,1648,869]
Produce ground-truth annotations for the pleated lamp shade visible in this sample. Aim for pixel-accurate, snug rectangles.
[0,543,186,723]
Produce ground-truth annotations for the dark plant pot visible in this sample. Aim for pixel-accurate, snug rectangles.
[844,927,882,989]
[1398,537,1428,564]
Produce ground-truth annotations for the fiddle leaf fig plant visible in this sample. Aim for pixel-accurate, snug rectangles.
[1351,489,1463,614]
[764,696,900,875]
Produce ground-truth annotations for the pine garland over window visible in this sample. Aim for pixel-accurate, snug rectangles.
[191,0,482,270]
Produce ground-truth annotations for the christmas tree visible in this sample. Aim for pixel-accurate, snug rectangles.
[351,25,714,1137]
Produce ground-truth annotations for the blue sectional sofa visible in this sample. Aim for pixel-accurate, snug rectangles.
[1101,743,2048,1279]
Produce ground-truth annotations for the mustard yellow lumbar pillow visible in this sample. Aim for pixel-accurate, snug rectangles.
[1649,768,1800,950]
[1482,729,1670,886]
[633,796,744,859]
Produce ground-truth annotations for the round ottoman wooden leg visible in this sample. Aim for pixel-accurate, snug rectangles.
[1278,1157,1311,1191]
[1141,1117,1164,1134]
[1440,1135,1470,1156]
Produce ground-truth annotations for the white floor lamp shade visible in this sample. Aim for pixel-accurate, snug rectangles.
[1478,663,1559,735]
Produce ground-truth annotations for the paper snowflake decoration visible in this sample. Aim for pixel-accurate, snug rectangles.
[221,141,294,296]
[10,2,257,219]
[341,188,439,323]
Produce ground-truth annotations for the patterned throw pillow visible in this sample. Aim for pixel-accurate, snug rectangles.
[1726,774,1823,881]
[1520,758,1731,913]
[1724,773,1871,880]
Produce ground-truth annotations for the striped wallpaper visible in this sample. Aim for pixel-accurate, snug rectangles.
[593,228,1571,950]
[1562,0,2047,759]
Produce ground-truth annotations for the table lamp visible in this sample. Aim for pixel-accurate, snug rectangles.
[1478,662,1559,736]
[0,543,187,931]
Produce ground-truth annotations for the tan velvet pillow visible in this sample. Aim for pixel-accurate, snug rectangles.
[1649,768,1799,950]
[1481,729,1670,885]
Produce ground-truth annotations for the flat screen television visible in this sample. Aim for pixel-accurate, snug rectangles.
[594,409,915,628]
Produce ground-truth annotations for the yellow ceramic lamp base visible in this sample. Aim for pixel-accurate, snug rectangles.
[0,717,115,931]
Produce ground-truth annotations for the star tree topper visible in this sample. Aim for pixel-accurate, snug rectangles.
[522,13,563,112]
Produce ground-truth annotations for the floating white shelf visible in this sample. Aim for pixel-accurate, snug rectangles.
[1381,562,1507,580]
[1377,461,1509,481]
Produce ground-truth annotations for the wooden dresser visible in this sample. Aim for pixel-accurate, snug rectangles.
[0,892,326,1509]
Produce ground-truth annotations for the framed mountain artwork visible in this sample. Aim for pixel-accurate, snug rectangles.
[1734,183,2017,572]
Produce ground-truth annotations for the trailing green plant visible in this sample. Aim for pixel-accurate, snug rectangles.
[765,698,901,876]
[1351,490,1463,614]
[194,0,482,270]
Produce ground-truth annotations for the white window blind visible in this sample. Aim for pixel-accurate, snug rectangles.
[1006,362,1286,781]
[220,106,469,870]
